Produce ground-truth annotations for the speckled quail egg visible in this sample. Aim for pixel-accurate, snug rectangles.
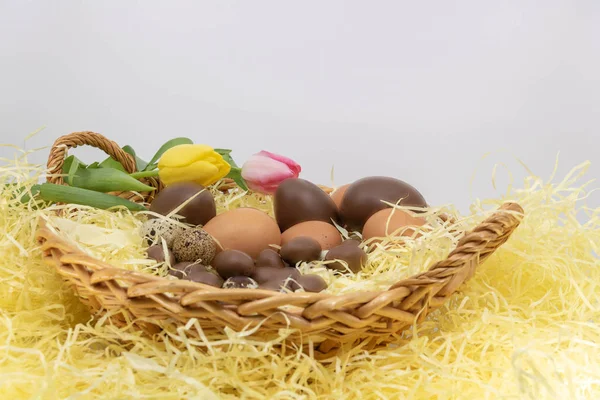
[140,218,184,247]
[172,228,217,264]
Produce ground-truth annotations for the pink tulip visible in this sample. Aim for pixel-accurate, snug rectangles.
[241,150,301,194]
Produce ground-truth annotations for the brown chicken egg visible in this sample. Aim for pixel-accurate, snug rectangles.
[330,183,351,209]
[281,221,342,250]
[362,208,426,241]
[203,207,281,259]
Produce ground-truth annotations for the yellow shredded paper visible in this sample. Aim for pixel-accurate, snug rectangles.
[1,146,599,399]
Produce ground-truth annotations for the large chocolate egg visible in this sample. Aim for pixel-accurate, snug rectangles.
[340,176,427,231]
[274,178,339,232]
[150,182,216,226]
[203,208,281,259]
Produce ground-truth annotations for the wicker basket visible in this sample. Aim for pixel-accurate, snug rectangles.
[36,132,524,357]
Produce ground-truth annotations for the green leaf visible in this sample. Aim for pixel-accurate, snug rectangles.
[66,156,81,186]
[226,167,248,191]
[123,145,149,171]
[62,155,87,174]
[87,162,100,169]
[70,168,156,193]
[99,156,126,172]
[38,183,147,211]
[144,137,194,171]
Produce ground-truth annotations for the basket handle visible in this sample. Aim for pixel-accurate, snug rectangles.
[46,131,137,185]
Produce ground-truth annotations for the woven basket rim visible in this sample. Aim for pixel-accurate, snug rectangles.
[37,131,525,353]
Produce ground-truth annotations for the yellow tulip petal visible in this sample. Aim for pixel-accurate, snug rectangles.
[160,161,219,187]
[158,144,215,168]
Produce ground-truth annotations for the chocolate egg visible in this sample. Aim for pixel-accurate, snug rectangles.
[362,208,425,241]
[255,249,286,269]
[172,228,216,264]
[297,274,328,292]
[280,236,322,265]
[187,270,224,287]
[222,276,259,289]
[252,266,300,284]
[325,243,367,273]
[274,178,339,232]
[147,245,176,265]
[168,261,209,279]
[212,249,255,279]
[149,182,216,226]
[281,221,342,250]
[340,176,427,231]
[330,183,351,209]
[203,208,281,259]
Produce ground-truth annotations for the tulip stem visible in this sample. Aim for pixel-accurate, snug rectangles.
[130,170,160,179]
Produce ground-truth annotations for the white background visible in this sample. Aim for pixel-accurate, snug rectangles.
[1,1,598,213]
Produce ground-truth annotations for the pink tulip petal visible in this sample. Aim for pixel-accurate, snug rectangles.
[241,150,301,194]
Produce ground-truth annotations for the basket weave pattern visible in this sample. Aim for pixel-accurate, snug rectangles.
[37,132,524,354]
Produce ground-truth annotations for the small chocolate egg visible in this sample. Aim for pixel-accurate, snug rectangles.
[169,261,209,279]
[297,274,328,292]
[147,245,176,265]
[280,236,322,265]
[140,218,183,247]
[252,266,300,284]
[149,182,216,226]
[362,208,426,241]
[340,238,361,247]
[187,270,224,287]
[172,228,216,264]
[325,243,367,273]
[330,183,351,209]
[222,276,259,289]
[203,208,281,259]
[340,176,427,231]
[212,249,255,279]
[281,221,342,250]
[255,249,286,269]
[274,178,339,232]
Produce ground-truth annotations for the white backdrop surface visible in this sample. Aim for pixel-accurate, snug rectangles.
[1,1,598,213]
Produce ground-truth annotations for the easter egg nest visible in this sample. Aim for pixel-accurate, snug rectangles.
[35,132,524,357]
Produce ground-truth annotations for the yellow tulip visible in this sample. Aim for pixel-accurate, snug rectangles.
[158,144,231,187]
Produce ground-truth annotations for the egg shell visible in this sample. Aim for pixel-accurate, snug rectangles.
[274,178,339,232]
[203,207,281,259]
[172,228,216,264]
[330,183,351,210]
[140,218,183,247]
[281,221,342,250]
[362,208,426,241]
[340,176,427,231]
